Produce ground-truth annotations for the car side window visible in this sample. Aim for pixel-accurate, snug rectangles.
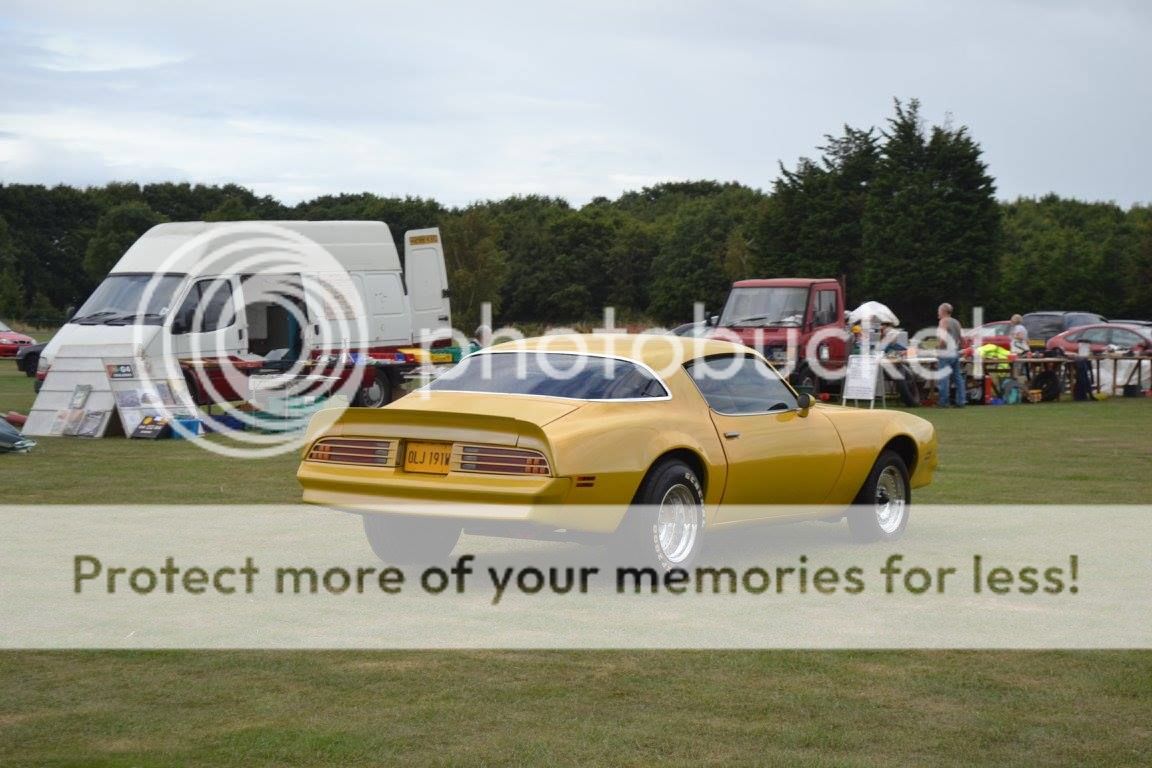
[1110,329,1142,348]
[685,355,799,415]
[1080,328,1109,344]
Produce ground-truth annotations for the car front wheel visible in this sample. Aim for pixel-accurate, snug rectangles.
[848,450,910,542]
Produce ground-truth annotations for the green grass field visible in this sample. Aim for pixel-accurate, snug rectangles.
[1,361,1150,766]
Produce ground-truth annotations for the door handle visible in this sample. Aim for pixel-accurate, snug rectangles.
[437,315,449,321]
[724,431,740,439]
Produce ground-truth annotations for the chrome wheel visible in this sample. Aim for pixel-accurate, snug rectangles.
[656,484,701,565]
[874,465,907,534]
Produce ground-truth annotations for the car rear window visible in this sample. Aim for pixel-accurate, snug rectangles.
[1023,314,1065,340]
[428,352,669,400]
[1065,313,1105,328]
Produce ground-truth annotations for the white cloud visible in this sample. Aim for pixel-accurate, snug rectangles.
[0,0,1148,206]
[32,33,185,72]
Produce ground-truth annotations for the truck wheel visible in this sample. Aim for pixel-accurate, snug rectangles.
[362,514,461,564]
[355,375,392,408]
[848,450,910,542]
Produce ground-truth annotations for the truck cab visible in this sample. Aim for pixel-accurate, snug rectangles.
[711,278,848,392]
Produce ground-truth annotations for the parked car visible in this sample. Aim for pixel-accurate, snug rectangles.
[1022,311,1108,351]
[298,334,938,569]
[1046,323,1152,356]
[962,320,1012,350]
[0,321,36,357]
[16,343,46,379]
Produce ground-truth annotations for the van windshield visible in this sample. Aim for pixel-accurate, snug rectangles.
[719,287,808,327]
[70,274,186,325]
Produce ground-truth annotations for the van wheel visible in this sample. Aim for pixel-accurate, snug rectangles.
[615,460,704,570]
[848,450,910,542]
[355,376,392,408]
[362,514,461,564]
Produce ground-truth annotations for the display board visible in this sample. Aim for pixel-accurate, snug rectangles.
[23,346,197,438]
[842,354,884,407]
[104,358,197,437]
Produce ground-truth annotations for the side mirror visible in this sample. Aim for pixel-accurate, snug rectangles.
[707,315,719,327]
[796,393,813,411]
[170,313,191,335]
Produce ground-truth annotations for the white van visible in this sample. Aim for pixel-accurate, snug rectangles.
[38,221,451,407]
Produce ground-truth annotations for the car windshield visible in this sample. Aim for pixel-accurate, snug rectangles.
[719,287,808,327]
[0,321,11,333]
[71,274,186,325]
[428,352,668,400]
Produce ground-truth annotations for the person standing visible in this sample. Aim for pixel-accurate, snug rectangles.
[1008,313,1030,379]
[937,303,966,407]
[1008,314,1030,356]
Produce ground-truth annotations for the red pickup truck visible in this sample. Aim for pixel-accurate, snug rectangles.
[708,278,848,393]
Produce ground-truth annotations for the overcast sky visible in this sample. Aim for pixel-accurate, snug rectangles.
[0,0,1148,207]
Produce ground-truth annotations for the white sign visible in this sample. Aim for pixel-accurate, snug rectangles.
[843,354,882,402]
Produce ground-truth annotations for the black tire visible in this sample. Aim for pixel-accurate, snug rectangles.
[848,450,910,542]
[362,514,461,565]
[615,460,705,571]
[355,373,393,408]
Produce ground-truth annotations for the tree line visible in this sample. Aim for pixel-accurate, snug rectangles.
[1,99,1148,332]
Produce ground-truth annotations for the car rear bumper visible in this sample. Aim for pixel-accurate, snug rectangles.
[296,462,626,533]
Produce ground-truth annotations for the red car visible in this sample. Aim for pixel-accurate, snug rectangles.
[962,320,1012,350]
[1046,323,1152,356]
[0,321,36,357]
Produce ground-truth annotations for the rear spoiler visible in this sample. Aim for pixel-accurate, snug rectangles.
[304,406,550,451]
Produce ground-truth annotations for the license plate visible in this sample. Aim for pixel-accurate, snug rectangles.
[403,441,452,474]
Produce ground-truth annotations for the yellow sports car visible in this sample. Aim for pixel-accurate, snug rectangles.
[297,335,937,568]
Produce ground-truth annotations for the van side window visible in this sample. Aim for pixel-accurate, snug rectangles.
[813,290,837,326]
[176,279,235,332]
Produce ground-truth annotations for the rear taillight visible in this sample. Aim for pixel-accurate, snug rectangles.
[453,445,551,476]
[307,438,397,467]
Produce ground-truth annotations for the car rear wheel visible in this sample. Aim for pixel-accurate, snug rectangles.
[848,450,910,542]
[617,460,705,570]
[362,514,461,564]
